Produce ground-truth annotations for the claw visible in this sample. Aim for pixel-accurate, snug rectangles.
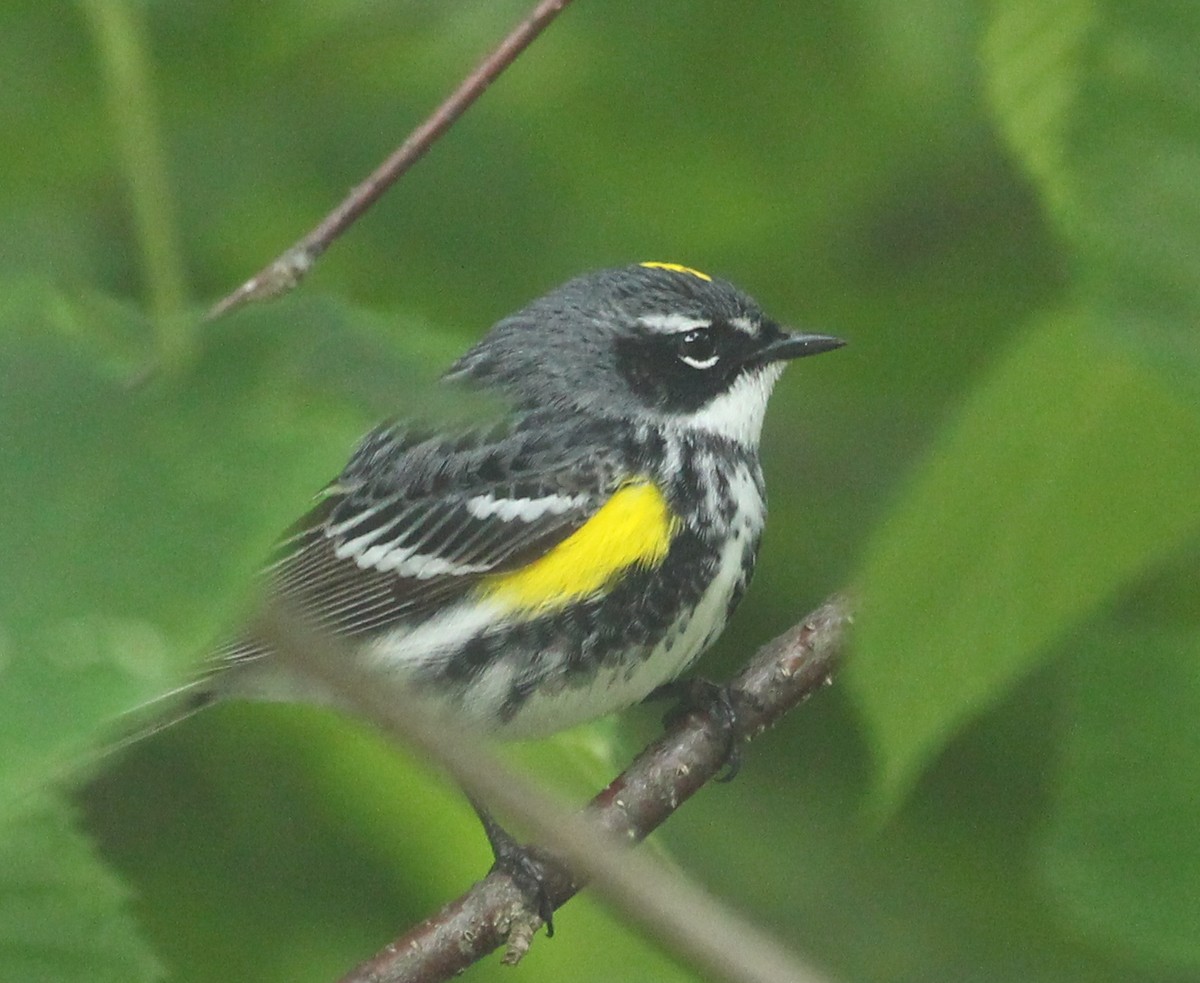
[492,842,556,936]
[656,677,743,780]
[470,798,557,936]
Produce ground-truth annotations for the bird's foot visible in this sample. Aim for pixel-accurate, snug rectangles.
[651,676,743,782]
[471,800,559,936]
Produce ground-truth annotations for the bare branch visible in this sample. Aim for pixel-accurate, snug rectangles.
[256,596,851,983]
[206,0,576,321]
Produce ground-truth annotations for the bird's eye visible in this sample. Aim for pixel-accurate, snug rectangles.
[677,329,719,369]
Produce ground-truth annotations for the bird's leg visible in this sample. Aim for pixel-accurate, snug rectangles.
[467,795,559,936]
[646,677,743,781]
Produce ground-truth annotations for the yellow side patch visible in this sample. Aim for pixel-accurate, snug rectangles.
[483,482,678,614]
[639,261,713,282]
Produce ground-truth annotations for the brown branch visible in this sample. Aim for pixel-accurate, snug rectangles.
[257,595,851,983]
[206,0,576,321]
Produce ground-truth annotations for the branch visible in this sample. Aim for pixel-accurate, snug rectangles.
[206,0,576,321]
[257,595,852,983]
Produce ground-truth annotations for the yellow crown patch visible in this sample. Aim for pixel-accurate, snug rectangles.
[639,262,713,282]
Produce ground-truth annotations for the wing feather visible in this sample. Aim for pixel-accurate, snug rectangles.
[255,422,617,644]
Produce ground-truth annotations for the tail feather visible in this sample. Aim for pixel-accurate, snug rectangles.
[124,675,218,736]
[97,674,220,762]
[97,636,284,765]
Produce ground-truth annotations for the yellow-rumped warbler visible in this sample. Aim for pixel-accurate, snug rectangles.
[199,262,841,733]
[159,262,841,918]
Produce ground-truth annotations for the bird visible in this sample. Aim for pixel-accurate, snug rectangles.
[152,261,843,924]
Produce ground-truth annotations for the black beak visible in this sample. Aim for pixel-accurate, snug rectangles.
[758,330,846,363]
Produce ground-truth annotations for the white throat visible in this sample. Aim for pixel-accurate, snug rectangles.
[682,363,786,447]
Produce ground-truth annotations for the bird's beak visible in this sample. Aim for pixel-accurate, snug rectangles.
[758,330,846,362]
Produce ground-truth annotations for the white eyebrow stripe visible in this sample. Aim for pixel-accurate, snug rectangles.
[640,313,711,335]
[730,316,759,336]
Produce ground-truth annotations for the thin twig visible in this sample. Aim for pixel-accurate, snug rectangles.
[256,596,851,983]
[206,0,576,321]
[80,0,190,365]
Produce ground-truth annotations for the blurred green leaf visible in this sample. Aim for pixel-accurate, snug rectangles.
[0,795,161,983]
[1040,621,1200,970]
[0,277,453,808]
[848,314,1200,809]
[850,0,1200,816]
[986,0,1200,399]
[0,616,174,821]
[92,707,703,983]
[983,0,1090,213]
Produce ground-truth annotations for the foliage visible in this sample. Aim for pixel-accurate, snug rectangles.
[1,0,1197,981]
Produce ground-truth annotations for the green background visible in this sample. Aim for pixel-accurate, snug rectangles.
[2,1,1198,981]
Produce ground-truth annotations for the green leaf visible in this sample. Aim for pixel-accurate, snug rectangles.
[983,0,1092,212]
[0,277,457,810]
[0,795,161,983]
[847,314,1200,810]
[1040,620,1200,970]
[95,706,702,983]
[0,616,175,821]
[986,0,1200,400]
